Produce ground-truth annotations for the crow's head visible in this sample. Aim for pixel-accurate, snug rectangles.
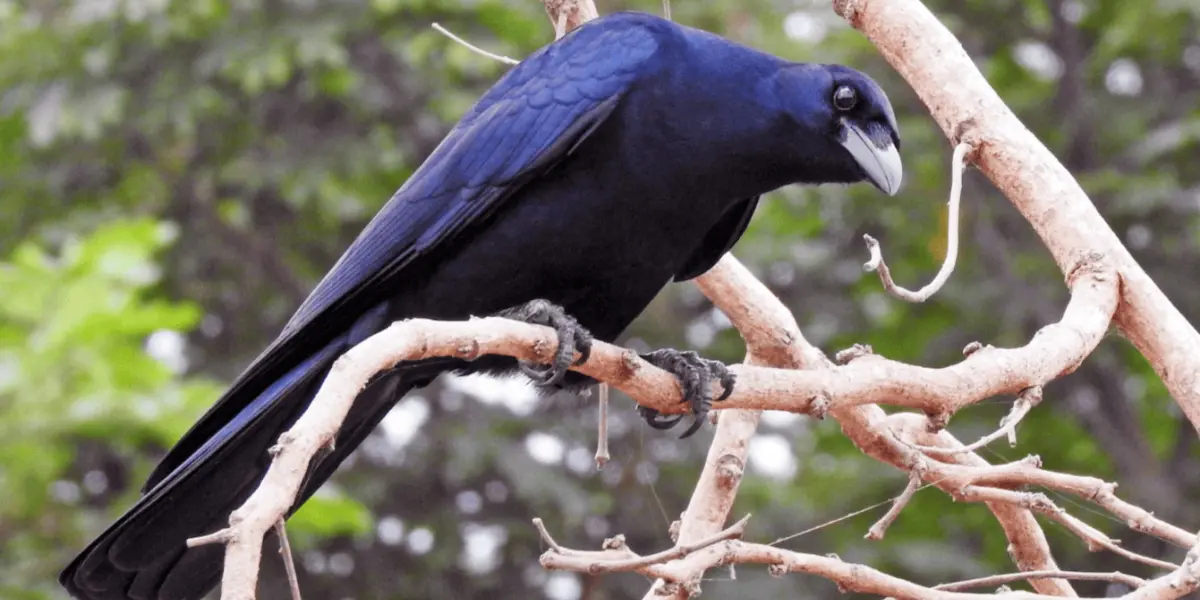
[774,63,903,195]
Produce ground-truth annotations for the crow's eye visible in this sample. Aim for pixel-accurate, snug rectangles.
[832,85,857,111]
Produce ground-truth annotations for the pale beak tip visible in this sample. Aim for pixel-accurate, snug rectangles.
[839,119,903,197]
[866,143,903,197]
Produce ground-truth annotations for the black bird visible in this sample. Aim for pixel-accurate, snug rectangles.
[62,11,901,600]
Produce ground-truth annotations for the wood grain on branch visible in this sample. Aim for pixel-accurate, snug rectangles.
[832,0,1200,433]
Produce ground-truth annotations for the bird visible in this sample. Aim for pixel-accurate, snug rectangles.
[61,10,901,600]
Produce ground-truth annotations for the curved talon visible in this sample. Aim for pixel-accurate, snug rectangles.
[573,331,594,366]
[499,299,593,388]
[518,360,556,385]
[636,349,735,438]
[637,406,684,430]
[715,369,736,402]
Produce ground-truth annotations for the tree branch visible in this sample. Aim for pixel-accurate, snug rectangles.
[909,386,1042,457]
[537,514,1200,599]
[935,570,1146,592]
[832,0,1200,433]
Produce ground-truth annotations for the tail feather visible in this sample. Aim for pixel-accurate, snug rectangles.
[61,342,449,600]
[124,550,179,600]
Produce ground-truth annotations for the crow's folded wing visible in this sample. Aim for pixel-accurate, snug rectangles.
[145,17,662,490]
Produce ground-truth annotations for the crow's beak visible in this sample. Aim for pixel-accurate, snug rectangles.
[839,119,903,196]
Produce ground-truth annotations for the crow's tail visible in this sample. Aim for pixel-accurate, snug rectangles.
[60,338,446,600]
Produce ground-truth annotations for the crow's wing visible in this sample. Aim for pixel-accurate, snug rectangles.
[673,195,760,281]
[146,16,662,490]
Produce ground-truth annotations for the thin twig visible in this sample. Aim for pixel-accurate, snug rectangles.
[662,0,671,20]
[866,468,924,540]
[538,515,750,574]
[275,519,302,600]
[532,517,566,553]
[880,430,1199,552]
[621,515,748,570]
[912,386,1043,456]
[863,142,971,302]
[595,383,610,468]
[187,528,233,547]
[431,22,520,65]
[954,486,1178,571]
[935,569,1147,591]
[545,530,1166,599]
[1043,507,1177,571]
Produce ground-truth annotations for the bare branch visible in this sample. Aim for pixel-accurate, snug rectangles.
[952,486,1176,571]
[833,0,1200,431]
[531,517,566,553]
[187,529,233,547]
[912,386,1043,456]
[935,570,1146,592]
[731,542,1072,599]
[866,466,925,540]
[631,234,1115,598]
[864,142,970,302]
[887,439,1197,550]
[865,413,1076,595]
[538,515,750,574]
[541,517,1178,600]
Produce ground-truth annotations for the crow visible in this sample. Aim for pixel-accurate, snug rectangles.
[62,11,901,600]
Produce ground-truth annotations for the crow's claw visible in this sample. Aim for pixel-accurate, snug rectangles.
[499,299,593,388]
[635,349,735,438]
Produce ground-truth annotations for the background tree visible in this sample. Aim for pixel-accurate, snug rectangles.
[3,0,1199,598]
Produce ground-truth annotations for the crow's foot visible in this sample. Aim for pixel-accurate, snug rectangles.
[635,349,735,438]
[498,299,593,388]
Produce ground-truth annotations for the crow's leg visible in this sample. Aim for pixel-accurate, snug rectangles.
[636,350,735,438]
[497,299,593,388]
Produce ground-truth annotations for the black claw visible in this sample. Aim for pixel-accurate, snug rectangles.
[636,349,735,438]
[499,299,592,388]
[714,366,736,402]
[679,413,706,439]
[637,405,685,430]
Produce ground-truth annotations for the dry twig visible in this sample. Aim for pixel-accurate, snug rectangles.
[537,514,1192,599]
[866,466,925,540]
[935,570,1146,592]
[274,520,302,600]
[536,514,750,574]
[594,383,610,468]
[911,386,1043,456]
[431,23,520,65]
[951,486,1176,571]
[864,142,970,302]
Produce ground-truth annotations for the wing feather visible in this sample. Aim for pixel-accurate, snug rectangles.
[143,16,662,490]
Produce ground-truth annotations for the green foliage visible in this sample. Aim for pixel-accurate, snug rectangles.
[290,487,376,548]
[0,219,220,596]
